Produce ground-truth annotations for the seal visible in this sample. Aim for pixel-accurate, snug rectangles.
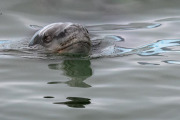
[29,23,91,55]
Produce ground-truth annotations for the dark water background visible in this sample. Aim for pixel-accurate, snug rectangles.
[1,0,180,120]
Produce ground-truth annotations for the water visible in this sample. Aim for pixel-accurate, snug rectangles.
[1,0,180,120]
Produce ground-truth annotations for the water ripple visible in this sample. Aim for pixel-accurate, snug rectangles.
[163,60,180,65]
[136,39,180,56]
[156,17,180,22]
[138,62,160,66]
[87,22,161,32]
[92,39,180,58]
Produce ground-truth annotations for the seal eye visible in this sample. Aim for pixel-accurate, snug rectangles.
[43,35,52,43]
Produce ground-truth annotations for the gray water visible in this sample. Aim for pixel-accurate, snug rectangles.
[1,0,180,120]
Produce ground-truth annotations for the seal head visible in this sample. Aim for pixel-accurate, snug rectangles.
[29,23,91,55]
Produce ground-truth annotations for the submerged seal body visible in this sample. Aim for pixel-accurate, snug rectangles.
[29,23,91,55]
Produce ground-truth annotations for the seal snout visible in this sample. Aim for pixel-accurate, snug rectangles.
[29,32,42,47]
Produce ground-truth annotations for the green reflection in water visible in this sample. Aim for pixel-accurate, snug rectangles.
[48,59,92,88]
[54,97,91,108]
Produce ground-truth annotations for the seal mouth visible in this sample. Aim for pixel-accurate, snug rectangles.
[57,41,91,54]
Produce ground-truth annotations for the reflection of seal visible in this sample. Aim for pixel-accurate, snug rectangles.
[29,23,91,55]
[48,59,92,88]
[54,97,91,108]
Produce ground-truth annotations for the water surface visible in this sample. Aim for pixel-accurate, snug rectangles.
[1,0,180,120]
